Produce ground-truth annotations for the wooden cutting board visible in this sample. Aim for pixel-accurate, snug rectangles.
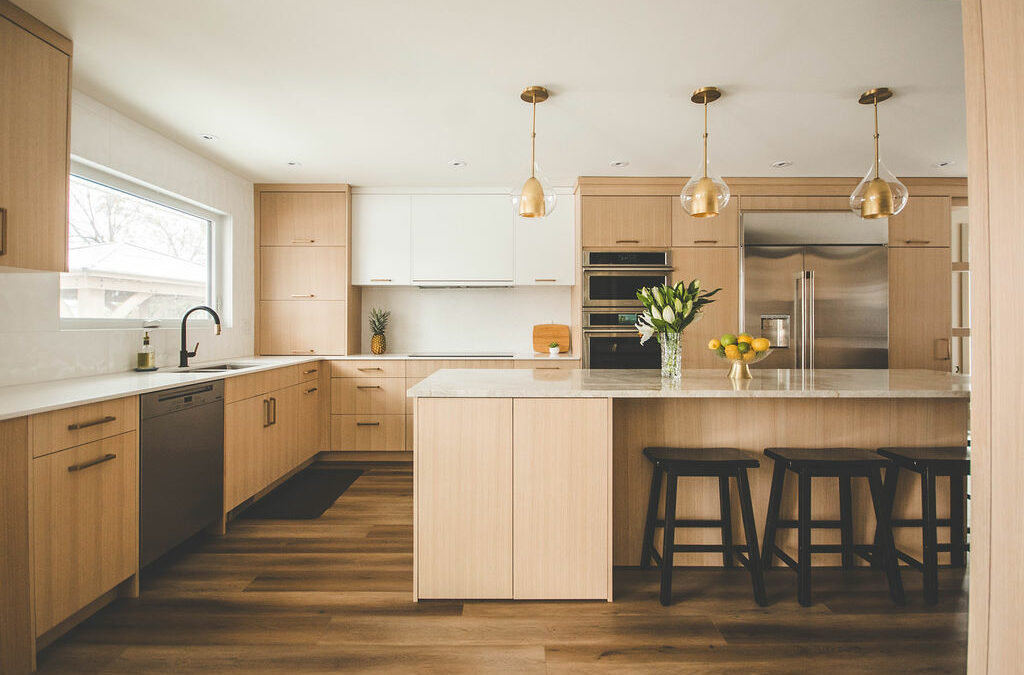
[532,324,571,353]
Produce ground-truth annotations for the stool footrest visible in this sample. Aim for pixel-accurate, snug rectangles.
[654,518,725,528]
[891,518,952,528]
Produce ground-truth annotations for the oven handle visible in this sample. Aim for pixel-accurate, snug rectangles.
[582,265,674,272]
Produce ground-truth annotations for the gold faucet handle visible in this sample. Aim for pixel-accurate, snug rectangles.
[215,324,222,335]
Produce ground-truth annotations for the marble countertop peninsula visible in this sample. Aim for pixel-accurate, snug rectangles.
[407,368,971,399]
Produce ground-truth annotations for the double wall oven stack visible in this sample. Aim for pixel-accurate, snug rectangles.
[582,250,671,368]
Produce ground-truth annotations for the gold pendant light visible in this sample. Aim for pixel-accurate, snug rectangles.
[515,86,556,218]
[680,86,730,218]
[850,87,908,219]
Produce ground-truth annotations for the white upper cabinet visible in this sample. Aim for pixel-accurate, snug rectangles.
[514,193,575,285]
[352,194,411,285]
[411,194,514,285]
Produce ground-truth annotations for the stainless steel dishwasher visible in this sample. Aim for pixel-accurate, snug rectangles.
[140,380,224,568]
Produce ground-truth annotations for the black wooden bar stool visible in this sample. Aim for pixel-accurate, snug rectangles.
[874,446,970,605]
[760,447,904,607]
[640,447,767,607]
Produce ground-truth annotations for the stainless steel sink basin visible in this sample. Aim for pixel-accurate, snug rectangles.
[172,362,261,373]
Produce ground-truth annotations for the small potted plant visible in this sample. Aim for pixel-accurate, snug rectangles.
[548,341,560,356]
[368,307,391,355]
[635,279,720,380]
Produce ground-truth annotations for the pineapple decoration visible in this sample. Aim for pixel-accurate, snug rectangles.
[368,307,391,355]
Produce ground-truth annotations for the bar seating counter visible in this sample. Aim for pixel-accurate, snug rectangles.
[408,368,970,601]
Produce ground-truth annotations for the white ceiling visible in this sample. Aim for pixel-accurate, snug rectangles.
[16,0,967,187]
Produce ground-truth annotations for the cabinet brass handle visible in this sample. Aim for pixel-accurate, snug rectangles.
[357,385,382,390]
[270,397,277,425]
[263,399,272,427]
[291,349,315,354]
[67,453,116,472]
[534,278,557,282]
[905,239,931,245]
[693,239,718,244]
[304,387,318,394]
[291,238,316,244]
[614,239,639,244]
[0,207,6,257]
[302,368,318,375]
[67,415,117,431]
[535,366,560,370]
[290,293,315,298]
[370,278,392,282]
[357,367,383,372]
[356,421,380,427]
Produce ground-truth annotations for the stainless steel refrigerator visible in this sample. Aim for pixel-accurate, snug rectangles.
[742,212,888,369]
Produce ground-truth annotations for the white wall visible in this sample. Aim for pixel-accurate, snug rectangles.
[359,286,572,354]
[0,91,254,387]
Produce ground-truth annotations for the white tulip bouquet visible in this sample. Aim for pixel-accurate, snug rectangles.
[634,279,720,345]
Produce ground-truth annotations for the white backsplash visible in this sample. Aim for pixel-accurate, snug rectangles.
[0,91,255,387]
[359,286,573,354]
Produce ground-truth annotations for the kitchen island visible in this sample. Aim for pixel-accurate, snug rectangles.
[408,368,969,601]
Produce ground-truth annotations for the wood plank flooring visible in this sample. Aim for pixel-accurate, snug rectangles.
[36,464,968,674]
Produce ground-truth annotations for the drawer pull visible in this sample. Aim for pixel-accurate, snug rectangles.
[0,207,6,257]
[357,367,383,372]
[291,349,316,354]
[67,453,117,473]
[693,239,718,244]
[356,421,381,427]
[357,385,382,390]
[302,368,318,375]
[535,366,560,370]
[614,239,639,244]
[534,278,557,282]
[290,293,315,298]
[370,278,392,282]
[67,415,117,431]
[904,239,931,245]
[291,238,316,243]
[304,387,318,394]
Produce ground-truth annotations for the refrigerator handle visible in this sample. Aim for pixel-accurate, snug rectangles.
[807,270,815,371]
[793,272,805,369]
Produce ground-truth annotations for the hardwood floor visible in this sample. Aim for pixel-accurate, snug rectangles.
[36,464,968,674]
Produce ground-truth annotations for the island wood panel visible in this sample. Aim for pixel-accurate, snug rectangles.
[670,247,741,369]
[672,198,739,246]
[580,196,672,247]
[0,417,32,675]
[29,396,137,457]
[416,398,512,599]
[889,247,953,371]
[32,432,138,636]
[331,377,406,415]
[260,246,348,300]
[512,398,611,600]
[611,397,968,567]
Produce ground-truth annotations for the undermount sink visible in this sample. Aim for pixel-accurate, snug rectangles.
[174,362,261,373]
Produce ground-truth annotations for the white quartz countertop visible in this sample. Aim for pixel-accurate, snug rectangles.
[406,368,971,399]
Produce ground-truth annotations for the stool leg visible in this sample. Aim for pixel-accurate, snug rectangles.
[949,472,967,569]
[797,468,812,607]
[868,468,905,605]
[719,475,734,568]
[921,467,939,604]
[640,466,663,569]
[761,460,787,569]
[736,468,768,607]
[839,474,854,569]
[660,471,678,606]
[872,465,901,570]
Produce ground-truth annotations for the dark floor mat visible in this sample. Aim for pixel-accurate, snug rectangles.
[240,465,363,519]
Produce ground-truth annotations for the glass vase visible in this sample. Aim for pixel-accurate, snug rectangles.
[658,331,682,381]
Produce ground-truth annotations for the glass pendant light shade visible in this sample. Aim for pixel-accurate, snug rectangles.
[850,158,908,219]
[513,161,557,218]
[680,159,730,218]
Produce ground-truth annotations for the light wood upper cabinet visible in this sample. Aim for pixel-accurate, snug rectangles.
[514,196,575,285]
[351,194,411,285]
[671,247,741,368]
[260,246,347,300]
[672,197,739,246]
[259,301,347,355]
[410,194,514,283]
[889,247,953,371]
[32,432,138,635]
[259,191,347,246]
[581,196,672,248]
[888,196,952,247]
[0,13,71,272]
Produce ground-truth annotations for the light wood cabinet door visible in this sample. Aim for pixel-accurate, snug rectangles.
[330,414,406,451]
[0,16,70,272]
[30,396,137,457]
[260,246,347,300]
[512,399,609,599]
[888,196,952,247]
[672,197,739,246]
[351,194,411,285]
[331,377,406,415]
[330,359,406,378]
[671,247,741,368]
[223,395,269,510]
[889,247,953,370]
[0,418,32,675]
[259,191,347,246]
[32,432,138,635]
[416,398,512,599]
[264,385,299,484]
[581,196,672,247]
[297,380,323,462]
[259,301,347,355]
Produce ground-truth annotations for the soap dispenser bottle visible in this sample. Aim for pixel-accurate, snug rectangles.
[136,331,157,371]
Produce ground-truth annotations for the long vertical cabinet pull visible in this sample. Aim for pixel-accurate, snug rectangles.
[0,207,6,257]
[270,397,277,426]
[263,398,272,427]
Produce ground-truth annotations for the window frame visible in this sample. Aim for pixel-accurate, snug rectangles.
[61,159,227,330]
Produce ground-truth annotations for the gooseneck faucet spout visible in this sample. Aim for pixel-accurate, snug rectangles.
[179,305,222,368]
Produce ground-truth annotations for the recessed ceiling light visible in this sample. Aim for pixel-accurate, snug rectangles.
[933,160,954,168]
[199,133,218,141]
[770,160,793,169]
[610,160,630,168]
[448,159,467,167]
[286,160,302,167]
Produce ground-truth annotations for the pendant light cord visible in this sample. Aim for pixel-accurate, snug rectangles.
[702,98,709,178]
[530,97,537,178]
[873,99,880,179]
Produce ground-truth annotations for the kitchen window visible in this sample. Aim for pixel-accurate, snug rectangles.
[60,163,222,326]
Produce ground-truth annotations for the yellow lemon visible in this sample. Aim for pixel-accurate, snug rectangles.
[737,333,753,344]
[708,338,721,350]
[742,350,756,362]
[724,344,740,359]
[751,337,771,353]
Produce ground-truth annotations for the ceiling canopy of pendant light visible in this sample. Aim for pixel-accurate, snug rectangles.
[515,85,556,218]
[680,86,730,219]
[850,87,908,219]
